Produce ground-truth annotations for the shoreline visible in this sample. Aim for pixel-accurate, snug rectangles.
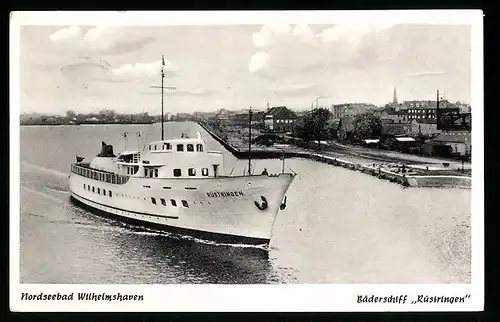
[198,122,471,189]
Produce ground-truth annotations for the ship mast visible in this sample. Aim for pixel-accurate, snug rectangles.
[149,55,176,141]
[248,107,252,176]
[161,55,165,140]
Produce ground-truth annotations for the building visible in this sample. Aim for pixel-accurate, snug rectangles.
[381,136,421,153]
[432,131,471,156]
[410,119,441,136]
[263,106,298,133]
[380,110,408,124]
[381,122,412,136]
[331,103,378,117]
[337,117,354,141]
[331,104,346,119]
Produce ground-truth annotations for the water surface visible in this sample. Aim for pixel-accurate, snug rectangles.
[19,122,471,284]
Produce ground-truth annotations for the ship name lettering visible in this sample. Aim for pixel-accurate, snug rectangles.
[207,191,244,198]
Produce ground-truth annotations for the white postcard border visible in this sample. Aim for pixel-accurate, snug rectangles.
[10,10,484,312]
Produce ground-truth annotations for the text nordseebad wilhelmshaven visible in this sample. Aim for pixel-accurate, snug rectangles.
[21,292,144,302]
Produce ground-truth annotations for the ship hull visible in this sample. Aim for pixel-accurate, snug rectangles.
[68,171,294,245]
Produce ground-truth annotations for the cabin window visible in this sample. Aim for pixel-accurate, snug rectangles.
[161,198,166,206]
[97,188,100,194]
[181,200,189,208]
[83,184,86,189]
[201,168,209,176]
[188,168,196,176]
[163,143,171,150]
[151,197,157,205]
[196,144,203,152]
[177,144,184,152]
[170,199,177,207]
[149,169,153,178]
[149,145,151,151]
[145,169,148,177]
[173,169,182,177]
[187,144,194,152]
[92,186,95,193]
[109,190,112,197]
[154,169,159,177]
[127,168,130,175]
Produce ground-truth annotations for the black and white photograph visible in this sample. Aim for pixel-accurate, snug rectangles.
[10,11,483,311]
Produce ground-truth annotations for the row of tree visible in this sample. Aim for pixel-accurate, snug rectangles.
[293,108,382,145]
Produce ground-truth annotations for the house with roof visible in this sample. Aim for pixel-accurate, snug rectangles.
[263,106,298,133]
[337,117,355,141]
[432,131,471,156]
[381,122,412,136]
[410,119,441,136]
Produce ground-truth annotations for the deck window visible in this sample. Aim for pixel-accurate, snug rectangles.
[163,143,172,150]
[201,168,209,176]
[173,169,182,177]
[188,168,196,176]
[177,144,184,152]
[109,190,112,197]
[92,186,95,193]
[154,169,159,177]
[83,184,86,189]
[181,200,189,208]
[103,189,106,195]
[161,198,166,206]
[187,144,194,152]
[151,197,157,205]
[170,199,177,207]
[196,144,203,152]
[97,188,100,194]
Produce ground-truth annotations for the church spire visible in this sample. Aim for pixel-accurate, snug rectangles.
[392,87,398,105]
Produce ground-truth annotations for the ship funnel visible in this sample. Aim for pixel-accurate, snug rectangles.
[97,141,116,157]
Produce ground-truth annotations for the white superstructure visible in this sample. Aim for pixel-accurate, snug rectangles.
[69,132,295,245]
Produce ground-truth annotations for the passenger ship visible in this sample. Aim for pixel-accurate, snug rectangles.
[68,57,296,246]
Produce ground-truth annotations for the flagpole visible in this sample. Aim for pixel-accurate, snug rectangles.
[161,55,165,141]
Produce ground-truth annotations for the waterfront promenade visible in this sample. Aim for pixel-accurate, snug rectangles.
[199,122,471,189]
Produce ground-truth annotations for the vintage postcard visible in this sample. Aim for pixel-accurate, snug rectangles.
[10,10,483,312]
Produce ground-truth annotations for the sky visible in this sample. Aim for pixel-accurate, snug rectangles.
[19,24,471,115]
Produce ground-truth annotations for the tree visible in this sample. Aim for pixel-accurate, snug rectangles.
[353,112,382,140]
[65,110,77,119]
[294,107,332,149]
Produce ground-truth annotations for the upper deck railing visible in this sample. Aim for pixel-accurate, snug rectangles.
[71,163,130,185]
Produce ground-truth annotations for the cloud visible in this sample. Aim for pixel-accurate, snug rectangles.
[248,52,270,73]
[59,61,111,87]
[49,26,154,54]
[49,25,83,42]
[111,59,178,79]
[252,24,293,48]
[404,71,446,77]
[248,24,394,78]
